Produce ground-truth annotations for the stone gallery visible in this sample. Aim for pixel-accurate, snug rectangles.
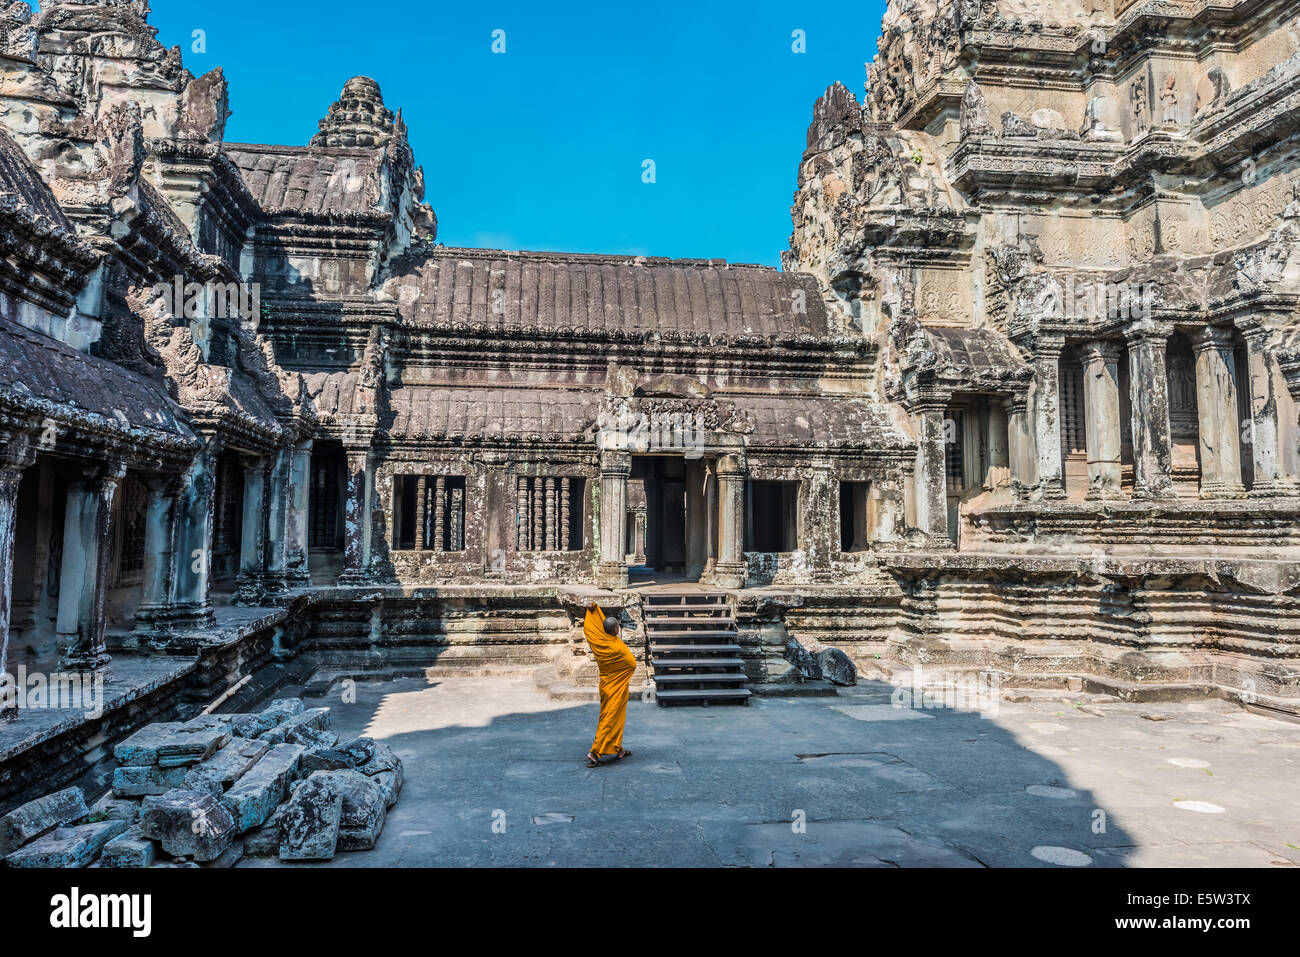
[1,0,1299,862]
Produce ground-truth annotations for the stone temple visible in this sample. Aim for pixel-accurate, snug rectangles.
[1,0,1300,815]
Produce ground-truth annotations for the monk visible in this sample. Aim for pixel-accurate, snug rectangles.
[583,600,636,767]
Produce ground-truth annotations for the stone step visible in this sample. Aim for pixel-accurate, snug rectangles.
[650,644,742,654]
[642,594,728,606]
[645,629,738,640]
[653,658,745,670]
[654,688,752,704]
[653,672,749,684]
[643,603,730,614]
[644,621,738,629]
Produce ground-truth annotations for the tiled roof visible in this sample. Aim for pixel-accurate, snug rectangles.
[746,394,912,449]
[0,318,192,439]
[223,144,385,218]
[383,247,836,339]
[386,386,599,441]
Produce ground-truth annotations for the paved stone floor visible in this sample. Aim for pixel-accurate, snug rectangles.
[243,675,1300,867]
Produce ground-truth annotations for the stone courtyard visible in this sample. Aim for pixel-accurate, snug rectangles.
[239,674,1300,868]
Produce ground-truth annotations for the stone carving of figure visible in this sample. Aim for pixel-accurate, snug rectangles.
[1160,74,1179,128]
[959,81,991,137]
[1132,79,1148,134]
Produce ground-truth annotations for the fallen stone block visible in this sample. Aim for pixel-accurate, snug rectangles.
[371,769,402,809]
[258,707,331,745]
[151,860,199,868]
[113,723,188,767]
[358,741,402,777]
[99,826,157,868]
[316,770,387,852]
[300,748,355,774]
[816,648,858,686]
[209,841,244,869]
[89,793,142,824]
[112,764,190,798]
[139,789,236,862]
[3,820,128,868]
[259,698,306,729]
[339,737,376,766]
[156,721,232,768]
[278,772,344,861]
[0,787,90,856]
[183,738,271,792]
[222,743,304,833]
[243,826,281,857]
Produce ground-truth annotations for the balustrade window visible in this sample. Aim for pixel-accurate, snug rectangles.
[395,474,467,552]
[515,476,584,552]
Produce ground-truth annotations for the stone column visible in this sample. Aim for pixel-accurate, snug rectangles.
[1004,395,1034,499]
[1080,340,1124,500]
[262,448,294,594]
[1031,337,1066,500]
[913,401,950,541]
[714,453,747,589]
[170,451,217,627]
[873,470,904,546]
[135,475,179,626]
[985,401,1010,490]
[414,475,428,550]
[236,456,268,603]
[58,463,124,673]
[1240,326,1297,497]
[340,446,372,582]
[284,440,312,585]
[597,450,631,590]
[1125,327,1177,500]
[1192,326,1246,499]
[0,441,34,711]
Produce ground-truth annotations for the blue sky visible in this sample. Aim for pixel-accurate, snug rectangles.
[144,1,883,267]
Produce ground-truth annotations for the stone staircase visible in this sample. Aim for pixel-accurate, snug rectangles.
[643,592,751,706]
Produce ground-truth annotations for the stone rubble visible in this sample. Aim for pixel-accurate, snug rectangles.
[0,698,402,868]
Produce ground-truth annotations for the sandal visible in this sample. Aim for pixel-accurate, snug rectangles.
[614,748,632,761]
[585,750,602,768]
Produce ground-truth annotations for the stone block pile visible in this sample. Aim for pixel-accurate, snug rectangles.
[0,698,403,868]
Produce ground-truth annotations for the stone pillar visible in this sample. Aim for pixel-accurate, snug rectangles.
[516,477,530,550]
[414,475,428,550]
[1125,327,1177,500]
[545,477,557,551]
[236,456,268,603]
[433,476,446,553]
[0,441,34,712]
[913,402,950,541]
[135,475,179,626]
[1240,327,1297,497]
[262,448,294,594]
[284,440,312,585]
[57,463,124,673]
[1080,340,1125,500]
[340,446,372,582]
[1031,337,1066,500]
[1192,326,1246,499]
[170,451,217,627]
[878,471,908,545]
[713,454,747,588]
[985,401,1010,490]
[1004,395,1034,499]
[561,477,571,551]
[597,450,631,590]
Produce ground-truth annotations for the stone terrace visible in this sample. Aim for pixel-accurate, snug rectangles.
[241,674,1300,868]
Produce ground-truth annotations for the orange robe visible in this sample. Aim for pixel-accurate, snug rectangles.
[584,604,637,757]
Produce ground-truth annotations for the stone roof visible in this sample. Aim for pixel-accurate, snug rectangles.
[386,386,599,442]
[223,143,385,219]
[924,327,1027,376]
[382,247,836,339]
[0,317,192,441]
[745,394,912,450]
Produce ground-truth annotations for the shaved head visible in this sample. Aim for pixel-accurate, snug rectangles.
[604,616,620,636]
